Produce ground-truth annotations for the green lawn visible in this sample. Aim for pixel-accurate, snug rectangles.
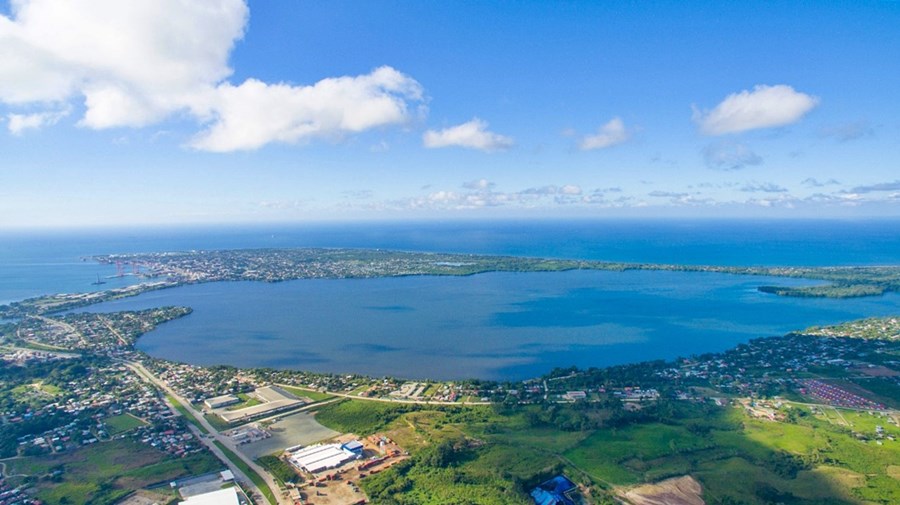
[226,393,263,410]
[104,413,147,436]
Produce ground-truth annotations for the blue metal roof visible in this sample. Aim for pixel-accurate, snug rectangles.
[530,475,577,505]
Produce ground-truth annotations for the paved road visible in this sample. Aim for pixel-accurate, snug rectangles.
[126,361,292,505]
[276,383,492,406]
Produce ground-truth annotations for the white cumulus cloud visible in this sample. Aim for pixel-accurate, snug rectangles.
[7,108,69,134]
[579,117,630,150]
[0,0,248,125]
[693,84,819,135]
[190,67,423,152]
[423,118,513,152]
[0,1,425,151]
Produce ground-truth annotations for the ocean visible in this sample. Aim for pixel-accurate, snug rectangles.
[3,219,900,380]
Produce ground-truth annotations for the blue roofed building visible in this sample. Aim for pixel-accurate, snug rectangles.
[530,475,578,505]
[341,440,364,455]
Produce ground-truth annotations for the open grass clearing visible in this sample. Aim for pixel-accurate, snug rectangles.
[203,412,232,432]
[105,413,148,436]
[6,439,220,505]
[226,393,262,411]
[277,385,335,403]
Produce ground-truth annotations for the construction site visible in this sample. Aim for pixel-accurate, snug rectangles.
[280,433,408,505]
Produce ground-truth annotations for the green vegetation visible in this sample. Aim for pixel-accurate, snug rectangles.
[226,392,262,410]
[256,454,302,485]
[4,438,220,505]
[104,413,147,436]
[12,340,71,351]
[279,384,335,402]
[312,399,420,435]
[759,284,886,298]
[11,381,62,400]
[848,378,900,409]
[213,441,276,505]
[314,397,900,504]
[801,316,900,340]
[2,247,899,503]
[203,411,232,432]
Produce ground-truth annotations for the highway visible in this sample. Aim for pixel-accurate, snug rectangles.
[126,361,292,505]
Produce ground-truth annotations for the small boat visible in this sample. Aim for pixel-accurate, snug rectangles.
[91,274,107,286]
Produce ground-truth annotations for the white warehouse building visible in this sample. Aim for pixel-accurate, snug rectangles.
[288,443,360,473]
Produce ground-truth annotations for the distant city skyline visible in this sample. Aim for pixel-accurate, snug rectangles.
[1,0,899,228]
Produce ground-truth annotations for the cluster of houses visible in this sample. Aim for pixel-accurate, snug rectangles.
[15,308,190,358]
[797,379,885,410]
[0,478,39,505]
[653,334,895,407]
[5,364,201,458]
[146,360,255,405]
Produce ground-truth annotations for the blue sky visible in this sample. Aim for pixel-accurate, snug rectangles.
[1,0,899,228]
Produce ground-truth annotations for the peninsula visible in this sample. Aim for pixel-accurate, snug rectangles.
[90,249,900,298]
[4,248,897,319]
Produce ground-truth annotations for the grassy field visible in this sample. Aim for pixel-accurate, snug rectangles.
[226,392,262,410]
[4,439,220,505]
[313,398,900,504]
[11,381,62,403]
[256,454,302,485]
[278,385,335,403]
[203,411,232,431]
[312,399,418,435]
[104,413,147,436]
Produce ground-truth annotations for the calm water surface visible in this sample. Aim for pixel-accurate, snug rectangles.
[6,220,900,380]
[80,270,900,381]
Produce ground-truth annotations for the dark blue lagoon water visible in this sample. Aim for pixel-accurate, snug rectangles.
[78,270,900,381]
[4,219,900,380]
